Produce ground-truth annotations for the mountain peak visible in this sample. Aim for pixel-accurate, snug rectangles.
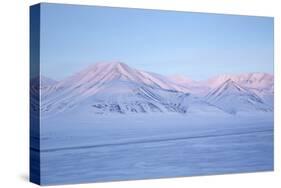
[207,72,274,90]
[111,61,130,71]
[94,61,127,68]
[223,78,235,84]
[205,77,270,114]
[222,78,241,88]
[206,79,246,100]
[111,61,126,66]
[86,61,131,76]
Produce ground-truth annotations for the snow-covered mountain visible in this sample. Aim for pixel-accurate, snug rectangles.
[40,62,194,115]
[30,75,57,115]
[39,62,273,116]
[168,75,194,85]
[207,73,273,90]
[206,73,274,107]
[205,79,272,114]
[168,75,209,95]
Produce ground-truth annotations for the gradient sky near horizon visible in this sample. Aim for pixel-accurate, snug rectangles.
[40,3,274,81]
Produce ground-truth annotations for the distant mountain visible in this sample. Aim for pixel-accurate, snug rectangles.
[169,75,194,85]
[38,62,273,116]
[206,73,273,93]
[168,75,208,95]
[206,73,274,107]
[205,79,272,114]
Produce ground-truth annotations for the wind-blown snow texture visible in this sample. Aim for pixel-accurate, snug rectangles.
[32,62,274,185]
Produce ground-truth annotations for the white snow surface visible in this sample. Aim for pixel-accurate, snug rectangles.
[38,113,273,185]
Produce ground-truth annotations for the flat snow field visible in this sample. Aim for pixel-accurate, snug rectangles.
[38,113,273,185]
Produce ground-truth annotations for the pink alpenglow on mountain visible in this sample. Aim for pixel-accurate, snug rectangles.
[36,62,273,116]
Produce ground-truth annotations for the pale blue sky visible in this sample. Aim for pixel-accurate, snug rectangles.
[40,3,274,81]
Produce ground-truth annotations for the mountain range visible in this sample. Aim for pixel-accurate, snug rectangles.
[32,62,273,116]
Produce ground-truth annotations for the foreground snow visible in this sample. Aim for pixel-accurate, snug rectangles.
[38,113,273,185]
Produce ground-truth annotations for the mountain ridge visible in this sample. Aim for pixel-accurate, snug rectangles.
[37,62,273,116]
[205,78,271,114]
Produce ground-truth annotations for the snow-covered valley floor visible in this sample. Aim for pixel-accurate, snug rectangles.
[38,113,273,185]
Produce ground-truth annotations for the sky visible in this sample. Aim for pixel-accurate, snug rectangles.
[40,3,274,81]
